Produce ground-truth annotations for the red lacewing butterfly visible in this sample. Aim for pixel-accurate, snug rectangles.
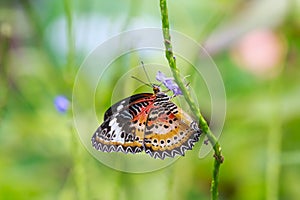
[91,64,202,159]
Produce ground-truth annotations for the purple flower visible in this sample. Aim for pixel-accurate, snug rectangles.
[156,71,182,96]
[54,95,70,113]
[156,71,168,82]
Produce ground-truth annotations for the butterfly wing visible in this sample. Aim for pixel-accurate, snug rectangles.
[144,100,202,159]
[92,93,155,154]
[92,92,201,159]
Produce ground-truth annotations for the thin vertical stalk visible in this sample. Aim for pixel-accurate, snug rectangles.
[63,0,87,199]
[159,0,223,199]
[63,0,76,87]
[266,79,282,200]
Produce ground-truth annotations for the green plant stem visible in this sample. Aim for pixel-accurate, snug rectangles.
[266,80,282,200]
[0,23,11,121]
[63,0,76,88]
[63,0,87,199]
[19,0,61,69]
[159,0,223,199]
[70,124,87,200]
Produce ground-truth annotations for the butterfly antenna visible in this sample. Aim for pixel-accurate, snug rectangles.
[131,76,153,88]
[141,61,154,87]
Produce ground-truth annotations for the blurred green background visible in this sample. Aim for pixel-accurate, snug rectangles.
[1,0,300,199]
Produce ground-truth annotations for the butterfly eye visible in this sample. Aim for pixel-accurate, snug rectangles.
[153,86,160,94]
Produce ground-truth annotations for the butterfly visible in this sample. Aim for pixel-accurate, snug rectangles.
[91,72,202,159]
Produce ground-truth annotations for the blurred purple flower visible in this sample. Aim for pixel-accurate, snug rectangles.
[156,71,168,82]
[54,95,70,113]
[156,71,182,96]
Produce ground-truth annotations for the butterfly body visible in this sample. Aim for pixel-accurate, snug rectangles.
[92,86,201,159]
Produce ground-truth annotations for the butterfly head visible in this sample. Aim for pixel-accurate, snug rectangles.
[152,84,161,94]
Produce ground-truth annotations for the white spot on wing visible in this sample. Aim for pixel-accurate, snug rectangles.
[109,118,124,143]
[117,104,124,111]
